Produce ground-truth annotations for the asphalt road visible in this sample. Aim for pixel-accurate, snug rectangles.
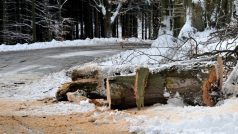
[0,45,124,90]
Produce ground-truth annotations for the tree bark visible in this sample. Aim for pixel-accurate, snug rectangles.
[32,0,37,42]
[57,60,223,110]
[192,2,205,31]
[107,64,221,108]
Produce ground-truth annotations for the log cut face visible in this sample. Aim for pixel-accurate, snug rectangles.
[202,66,218,106]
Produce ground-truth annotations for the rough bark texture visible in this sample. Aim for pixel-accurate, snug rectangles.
[56,79,100,101]
[71,70,100,81]
[57,61,222,109]
[192,2,205,31]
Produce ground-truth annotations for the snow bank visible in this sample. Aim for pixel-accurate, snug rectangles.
[0,38,153,52]
[103,27,236,69]
[127,97,238,134]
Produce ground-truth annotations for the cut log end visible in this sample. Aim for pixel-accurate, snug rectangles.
[202,66,218,106]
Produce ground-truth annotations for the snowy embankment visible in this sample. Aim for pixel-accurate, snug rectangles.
[127,97,238,134]
[0,38,152,52]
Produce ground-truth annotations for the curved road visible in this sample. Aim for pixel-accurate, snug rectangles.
[0,45,124,90]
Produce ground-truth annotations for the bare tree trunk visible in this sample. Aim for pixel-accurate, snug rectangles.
[94,9,100,38]
[142,13,144,39]
[172,0,186,37]
[0,0,4,43]
[32,0,37,42]
[76,21,79,39]
[103,12,112,37]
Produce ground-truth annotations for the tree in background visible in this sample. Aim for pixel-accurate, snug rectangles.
[0,0,72,44]
[0,0,237,44]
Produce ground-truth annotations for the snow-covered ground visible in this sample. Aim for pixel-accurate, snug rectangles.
[1,66,238,133]
[0,70,71,100]
[1,29,238,133]
[0,38,152,52]
[127,97,238,134]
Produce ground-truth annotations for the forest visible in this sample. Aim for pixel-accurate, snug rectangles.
[0,0,235,45]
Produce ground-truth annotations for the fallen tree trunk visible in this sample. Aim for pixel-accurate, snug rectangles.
[57,58,223,109]
[107,62,222,108]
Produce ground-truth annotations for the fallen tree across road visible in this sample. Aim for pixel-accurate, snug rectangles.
[56,56,226,109]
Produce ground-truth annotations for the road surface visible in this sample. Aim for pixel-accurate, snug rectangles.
[0,45,124,91]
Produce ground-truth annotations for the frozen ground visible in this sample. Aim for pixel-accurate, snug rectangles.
[14,100,96,116]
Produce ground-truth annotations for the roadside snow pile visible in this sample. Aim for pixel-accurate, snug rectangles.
[0,38,153,52]
[101,34,185,65]
[127,97,238,134]
[15,100,95,116]
[102,28,236,66]
[0,70,71,100]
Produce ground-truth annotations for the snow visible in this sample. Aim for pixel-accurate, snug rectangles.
[111,2,122,23]
[127,97,238,134]
[224,63,238,97]
[0,70,71,100]
[15,100,95,116]
[178,8,195,39]
[192,0,204,4]
[235,0,238,16]
[99,4,107,15]
[0,38,152,52]
[146,0,151,5]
